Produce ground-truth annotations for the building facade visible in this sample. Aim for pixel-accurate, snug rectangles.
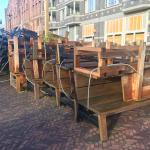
[5,0,150,45]
[54,0,150,44]
[5,0,44,33]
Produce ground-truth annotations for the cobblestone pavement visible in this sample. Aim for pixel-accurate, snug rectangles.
[0,82,150,150]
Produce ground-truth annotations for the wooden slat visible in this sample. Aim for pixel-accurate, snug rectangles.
[74,73,119,88]
[78,93,122,109]
[76,47,102,52]
[76,80,121,100]
[133,44,146,100]
[14,37,19,73]
[75,68,100,79]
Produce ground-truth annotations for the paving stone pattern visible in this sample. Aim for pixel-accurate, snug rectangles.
[0,82,150,150]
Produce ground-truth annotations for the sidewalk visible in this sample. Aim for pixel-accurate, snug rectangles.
[0,82,149,150]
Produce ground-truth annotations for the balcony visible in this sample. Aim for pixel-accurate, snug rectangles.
[49,22,59,29]
[65,15,81,25]
[60,15,81,26]
[122,0,150,13]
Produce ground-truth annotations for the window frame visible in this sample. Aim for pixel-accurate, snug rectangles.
[85,0,96,14]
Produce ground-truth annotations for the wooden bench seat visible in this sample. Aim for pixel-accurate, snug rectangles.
[74,72,150,141]
[77,90,150,141]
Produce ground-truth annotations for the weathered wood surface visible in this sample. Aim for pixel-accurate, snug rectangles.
[74,46,140,79]
[10,72,26,92]
[73,44,150,142]
[74,72,150,141]
[122,44,150,101]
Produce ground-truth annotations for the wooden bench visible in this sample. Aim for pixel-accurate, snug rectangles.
[74,73,150,141]
[74,44,150,141]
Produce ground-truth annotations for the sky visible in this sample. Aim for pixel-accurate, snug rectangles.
[0,0,8,26]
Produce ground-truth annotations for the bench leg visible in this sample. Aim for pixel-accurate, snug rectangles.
[73,100,79,122]
[98,114,108,142]
[16,75,21,92]
[34,83,40,99]
[55,88,60,107]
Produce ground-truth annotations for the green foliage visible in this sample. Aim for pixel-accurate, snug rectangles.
[40,32,64,43]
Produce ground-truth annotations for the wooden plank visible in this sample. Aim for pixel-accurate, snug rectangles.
[121,75,134,101]
[14,37,19,73]
[76,47,102,52]
[10,72,26,92]
[16,75,21,92]
[43,80,57,89]
[43,71,55,82]
[38,37,42,49]
[104,99,150,116]
[32,41,38,60]
[98,114,108,141]
[55,88,61,107]
[142,85,150,99]
[78,93,122,109]
[75,68,99,79]
[102,51,138,58]
[133,43,146,100]
[74,73,119,88]
[111,45,139,51]
[58,78,72,89]
[34,82,40,99]
[33,60,39,79]
[76,81,121,100]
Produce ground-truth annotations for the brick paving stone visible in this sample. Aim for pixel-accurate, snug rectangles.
[0,82,150,150]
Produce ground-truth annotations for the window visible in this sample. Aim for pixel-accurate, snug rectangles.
[127,15,143,31]
[66,3,74,16]
[85,0,95,13]
[50,0,56,7]
[106,0,119,7]
[75,2,80,15]
[60,9,65,21]
[50,11,56,22]
[82,24,95,37]
[106,18,123,34]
